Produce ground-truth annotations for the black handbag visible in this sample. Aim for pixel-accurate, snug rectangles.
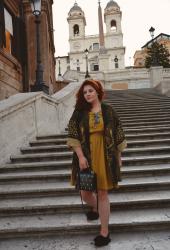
[76,168,98,211]
[76,168,97,192]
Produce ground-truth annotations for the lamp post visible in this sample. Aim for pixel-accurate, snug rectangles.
[58,57,61,76]
[84,48,90,78]
[57,56,63,81]
[149,26,157,66]
[149,26,155,40]
[30,0,49,94]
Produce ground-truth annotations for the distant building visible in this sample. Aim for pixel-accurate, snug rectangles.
[134,33,170,68]
[56,0,125,78]
[0,0,56,100]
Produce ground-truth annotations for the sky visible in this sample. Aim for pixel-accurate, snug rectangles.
[52,0,170,66]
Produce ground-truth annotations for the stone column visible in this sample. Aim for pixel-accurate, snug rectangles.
[150,66,163,88]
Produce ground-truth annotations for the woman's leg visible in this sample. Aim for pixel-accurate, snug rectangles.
[98,190,110,236]
[80,190,97,211]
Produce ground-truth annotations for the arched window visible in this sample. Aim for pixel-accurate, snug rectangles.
[73,24,79,36]
[110,20,117,32]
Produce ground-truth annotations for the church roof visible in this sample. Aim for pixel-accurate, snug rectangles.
[69,2,83,14]
[105,0,119,9]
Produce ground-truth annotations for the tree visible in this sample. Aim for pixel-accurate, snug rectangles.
[145,42,170,68]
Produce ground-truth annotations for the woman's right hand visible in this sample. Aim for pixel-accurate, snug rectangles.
[79,156,89,170]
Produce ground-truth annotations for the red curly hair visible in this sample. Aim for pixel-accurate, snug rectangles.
[75,79,105,111]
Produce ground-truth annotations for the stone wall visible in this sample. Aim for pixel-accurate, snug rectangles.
[0,50,23,100]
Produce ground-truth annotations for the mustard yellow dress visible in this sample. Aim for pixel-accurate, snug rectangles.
[89,111,113,190]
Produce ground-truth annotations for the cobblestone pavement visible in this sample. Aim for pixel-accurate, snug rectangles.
[0,231,170,250]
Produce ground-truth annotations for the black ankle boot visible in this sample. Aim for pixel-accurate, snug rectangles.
[94,234,111,247]
[86,211,99,220]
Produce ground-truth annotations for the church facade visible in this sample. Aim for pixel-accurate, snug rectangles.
[56,0,125,78]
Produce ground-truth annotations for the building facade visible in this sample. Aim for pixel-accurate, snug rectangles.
[0,0,56,100]
[134,33,170,68]
[56,0,125,79]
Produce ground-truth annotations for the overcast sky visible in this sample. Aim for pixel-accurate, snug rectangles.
[52,0,170,66]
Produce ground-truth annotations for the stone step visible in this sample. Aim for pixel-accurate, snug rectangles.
[122,164,170,177]
[122,120,170,127]
[114,106,170,113]
[20,145,170,158]
[28,137,170,148]
[124,154,170,166]
[121,116,170,123]
[34,128,170,141]
[0,161,71,173]
[36,134,68,140]
[21,138,170,154]
[106,99,170,105]
[30,138,67,146]
[0,190,170,217]
[119,111,170,118]
[112,104,170,111]
[118,112,170,119]
[67,124,170,134]
[125,126,170,133]
[1,157,170,175]
[126,132,170,140]
[0,164,170,183]
[34,126,170,141]
[123,146,170,156]
[21,145,69,154]
[0,208,170,238]
[116,107,170,114]
[10,152,73,163]
[129,125,170,130]
[0,176,170,198]
[1,230,170,250]
[8,153,170,166]
[127,138,170,148]
[109,100,170,106]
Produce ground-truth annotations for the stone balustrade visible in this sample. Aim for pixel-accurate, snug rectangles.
[0,81,80,165]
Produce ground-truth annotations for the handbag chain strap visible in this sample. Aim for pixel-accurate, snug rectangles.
[79,189,98,212]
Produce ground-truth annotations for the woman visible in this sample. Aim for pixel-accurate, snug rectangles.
[67,79,127,247]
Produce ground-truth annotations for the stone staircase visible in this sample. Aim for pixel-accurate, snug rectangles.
[0,88,170,240]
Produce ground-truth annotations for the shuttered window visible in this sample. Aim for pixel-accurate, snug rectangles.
[3,8,13,53]
[0,0,6,48]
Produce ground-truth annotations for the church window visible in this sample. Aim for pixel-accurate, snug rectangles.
[73,24,79,36]
[94,64,99,71]
[76,59,80,71]
[93,43,99,50]
[110,20,117,32]
[91,63,99,71]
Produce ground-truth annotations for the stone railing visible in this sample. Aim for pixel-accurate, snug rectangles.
[52,81,81,130]
[153,67,170,96]
[0,81,81,165]
[63,68,151,89]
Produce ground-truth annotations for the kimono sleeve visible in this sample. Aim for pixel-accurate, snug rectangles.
[67,109,81,148]
[112,108,127,152]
